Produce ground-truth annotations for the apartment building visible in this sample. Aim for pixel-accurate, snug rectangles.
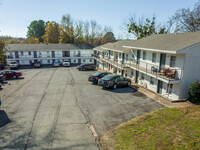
[4,44,95,65]
[93,32,200,101]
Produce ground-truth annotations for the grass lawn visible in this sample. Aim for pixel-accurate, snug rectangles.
[101,106,200,150]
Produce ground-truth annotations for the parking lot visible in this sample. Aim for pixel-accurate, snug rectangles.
[0,67,164,150]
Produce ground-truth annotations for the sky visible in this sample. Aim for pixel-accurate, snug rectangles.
[0,0,198,39]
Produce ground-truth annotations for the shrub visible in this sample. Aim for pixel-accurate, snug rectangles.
[188,81,200,103]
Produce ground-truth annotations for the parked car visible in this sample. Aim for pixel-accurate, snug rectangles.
[63,60,70,67]
[0,74,5,82]
[88,72,111,84]
[9,61,19,69]
[0,71,22,79]
[53,60,60,67]
[98,75,131,89]
[0,63,5,70]
[34,61,41,68]
[77,64,95,71]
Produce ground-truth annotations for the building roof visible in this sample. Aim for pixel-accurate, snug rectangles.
[4,44,95,51]
[123,32,200,52]
[93,40,135,52]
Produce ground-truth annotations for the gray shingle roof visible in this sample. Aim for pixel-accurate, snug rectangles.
[4,44,95,51]
[93,40,135,52]
[123,32,200,51]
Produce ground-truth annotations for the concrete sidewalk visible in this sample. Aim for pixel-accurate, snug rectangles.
[130,84,194,108]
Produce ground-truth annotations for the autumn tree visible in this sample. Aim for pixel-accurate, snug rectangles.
[171,0,200,32]
[27,20,47,42]
[42,21,60,43]
[0,38,6,63]
[27,37,39,44]
[126,15,166,39]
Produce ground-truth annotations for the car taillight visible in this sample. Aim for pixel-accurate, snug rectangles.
[107,81,112,83]
[89,76,91,78]
[94,77,98,79]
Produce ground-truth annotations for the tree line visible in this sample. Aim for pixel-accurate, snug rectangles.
[27,14,116,44]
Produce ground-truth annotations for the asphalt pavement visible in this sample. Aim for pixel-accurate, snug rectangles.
[0,67,164,150]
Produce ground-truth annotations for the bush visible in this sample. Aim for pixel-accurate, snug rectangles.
[188,81,200,103]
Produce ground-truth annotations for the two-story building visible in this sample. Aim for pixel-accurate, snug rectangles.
[4,44,95,65]
[93,32,200,101]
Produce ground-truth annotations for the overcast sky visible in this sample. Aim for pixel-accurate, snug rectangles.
[0,0,198,39]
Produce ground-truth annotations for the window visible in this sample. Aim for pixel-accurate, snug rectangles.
[126,54,128,61]
[140,73,144,80]
[73,51,76,54]
[170,56,176,67]
[152,53,156,63]
[73,59,76,62]
[28,52,31,55]
[47,60,50,63]
[90,59,92,62]
[143,51,146,60]
[119,53,122,58]
[83,59,86,62]
[131,70,134,76]
[110,51,113,56]
[21,52,24,56]
[150,77,154,85]
[167,84,173,94]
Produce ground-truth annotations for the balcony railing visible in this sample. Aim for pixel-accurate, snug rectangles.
[125,59,183,81]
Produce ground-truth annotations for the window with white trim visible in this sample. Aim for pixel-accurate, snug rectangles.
[143,51,146,60]
[28,52,31,55]
[170,56,176,67]
[21,52,24,56]
[152,53,156,63]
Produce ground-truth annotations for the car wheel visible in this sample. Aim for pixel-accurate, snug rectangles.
[13,75,17,79]
[127,82,131,86]
[113,84,117,89]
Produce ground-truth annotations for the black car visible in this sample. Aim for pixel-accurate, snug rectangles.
[34,61,41,68]
[77,64,95,71]
[0,63,5,70]
[88,72,110,84]
[98,75,131,89]
[0,74,5,82]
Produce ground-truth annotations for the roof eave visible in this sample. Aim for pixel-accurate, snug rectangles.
[122,46,177,54]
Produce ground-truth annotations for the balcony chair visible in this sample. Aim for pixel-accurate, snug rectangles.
[166,69,176,78]
[151,66,158,74]
[160,67,169,76]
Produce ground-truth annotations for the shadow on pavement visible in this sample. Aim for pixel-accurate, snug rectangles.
[104,86,137,94]
[0,110,11,128]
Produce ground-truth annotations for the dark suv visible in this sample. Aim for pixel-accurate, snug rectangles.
[77,64,95,71]
[0,63,5,70]
[88,72,110,84]
[98,75,131,89]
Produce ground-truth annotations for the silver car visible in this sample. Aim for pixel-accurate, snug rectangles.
[53,61,60,67]
[63,60,70,67]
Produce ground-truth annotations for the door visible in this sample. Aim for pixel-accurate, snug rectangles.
[78,51,81,57]
[122,53,125,65]
[135,71,139,83]
[33,51,37,58]
[52,51,55,58]
[157,80,163,94]
[15,51,19,58]
[159,54,166,71]
[137,50,141,64]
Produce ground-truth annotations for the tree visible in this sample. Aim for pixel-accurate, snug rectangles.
[27,37,39,44]
[126,15,166,39]
[102,32,116,44]
[0,38,6,63]
[27,20,47,42]
[171,0,200,32]
[188,81,200,103]
[42,21,60,43]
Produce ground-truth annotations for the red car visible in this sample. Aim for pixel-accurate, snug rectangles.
[0,71,22,79]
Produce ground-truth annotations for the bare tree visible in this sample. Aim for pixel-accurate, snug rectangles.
[172,0,200,32]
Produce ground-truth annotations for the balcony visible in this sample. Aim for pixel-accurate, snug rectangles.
[125,59,183,82]
[104,57,123,68]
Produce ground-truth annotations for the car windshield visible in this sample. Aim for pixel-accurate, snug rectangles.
[11,62,17,64]
[102,75,117,80]
[64,60,69,62]
[92,72,101,76]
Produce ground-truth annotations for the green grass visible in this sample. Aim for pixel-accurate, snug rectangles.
[101,106,200,150]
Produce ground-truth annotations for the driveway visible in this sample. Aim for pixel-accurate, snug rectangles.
[0,67,164,149]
